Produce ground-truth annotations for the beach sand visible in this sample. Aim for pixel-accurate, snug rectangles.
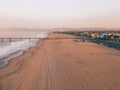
[0,33,120,90]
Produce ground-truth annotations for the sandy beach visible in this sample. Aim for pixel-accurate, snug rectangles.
[0,33,120,90]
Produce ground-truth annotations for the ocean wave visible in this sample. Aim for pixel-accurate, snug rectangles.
[0,32,48,68]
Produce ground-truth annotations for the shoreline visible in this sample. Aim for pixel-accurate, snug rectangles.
[0,39,43,69]
[0,33,119,72]
[0,38,44,69]
[0,33,120,90]
[0,50,23,68]
[0,39,44,82]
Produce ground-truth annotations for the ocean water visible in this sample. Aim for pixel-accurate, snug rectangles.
[0,32,48,68]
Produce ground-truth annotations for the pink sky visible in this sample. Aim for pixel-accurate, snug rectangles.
[0,0,120,29]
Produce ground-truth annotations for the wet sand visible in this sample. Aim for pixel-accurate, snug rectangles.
[0,33,120,90]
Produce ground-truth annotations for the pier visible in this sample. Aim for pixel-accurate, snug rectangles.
[0,37,80,42]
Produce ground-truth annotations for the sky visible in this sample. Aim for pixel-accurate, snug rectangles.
[0,0,120,29]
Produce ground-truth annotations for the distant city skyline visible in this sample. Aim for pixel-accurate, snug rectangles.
[0,0,120,29]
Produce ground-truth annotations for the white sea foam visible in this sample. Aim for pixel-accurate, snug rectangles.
[0,32,48,68]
